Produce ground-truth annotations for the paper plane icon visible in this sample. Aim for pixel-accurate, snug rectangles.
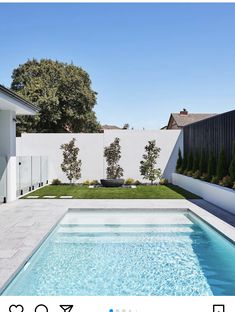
[59,305,73,312]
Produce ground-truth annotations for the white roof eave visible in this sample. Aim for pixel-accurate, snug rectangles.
[0,90,37,116]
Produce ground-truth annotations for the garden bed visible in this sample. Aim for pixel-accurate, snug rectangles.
[21,184,199,200]
[172,173,235,214]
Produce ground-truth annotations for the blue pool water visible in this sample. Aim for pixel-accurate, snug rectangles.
[2,210,235,296]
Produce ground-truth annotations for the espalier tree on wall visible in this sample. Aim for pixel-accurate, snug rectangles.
[104,137,124,179]
[60,138,82,183]
[11,59,101,135]
[140,140,161,184]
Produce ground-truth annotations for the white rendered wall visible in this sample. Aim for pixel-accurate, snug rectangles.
[172,173,235,214]
[16,130,182,183]
[0,110,16,202]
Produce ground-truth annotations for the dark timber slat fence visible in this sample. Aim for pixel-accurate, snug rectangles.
[183,109,235,164]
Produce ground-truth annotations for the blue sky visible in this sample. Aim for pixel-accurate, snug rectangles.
[1,3,235,129]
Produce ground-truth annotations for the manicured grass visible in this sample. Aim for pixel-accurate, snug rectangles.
[22,184,200,199]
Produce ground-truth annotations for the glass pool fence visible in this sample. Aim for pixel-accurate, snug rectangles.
[16,156,48,197]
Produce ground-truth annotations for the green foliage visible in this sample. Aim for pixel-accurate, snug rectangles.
[51,178,62,185]
[229,141,235,182]
[216,147,227,180]
[139,140,161,184]
[83,180,90,186]
[90,180,99,185]
[134,180,141,185]
[159,178,168,185]
[181,152,188,173]
[219,175,233,188]
[186,170,194,177]
[207,151,217,177]
[199,149,207,174]
[192,170,201,179]
[200,173,210,182]
[192,150,200,172]
[176,148,183,172]
[125,178,135,185]
[11,59,101,135]
[60,138,82,183]
[104,137,124,179]
[187,150,194,171]
[211,176,219,184]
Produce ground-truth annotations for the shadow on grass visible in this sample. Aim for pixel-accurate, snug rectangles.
[166,184,200,199]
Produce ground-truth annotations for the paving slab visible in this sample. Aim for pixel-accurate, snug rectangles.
[26,196,39,199]
[43,196,56,199]
[60,196,73,199]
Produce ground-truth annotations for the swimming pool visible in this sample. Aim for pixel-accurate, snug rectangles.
[2,209,235,296]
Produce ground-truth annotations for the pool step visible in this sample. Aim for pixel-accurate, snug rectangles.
[52,234,193,244]
[61,212,193,226]
[57,225,193,235]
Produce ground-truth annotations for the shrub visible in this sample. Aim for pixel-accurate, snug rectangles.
[233,182,235,190]
[181,152,188,173]
[200,173,210,182]
[219,175,233,188]
[125,178,135,185]
[192,170,201,179]
[207,151,217,178]
[186,150,194,172]
[159,178,168,185]
[90,180,99,185]
[177,168,183,174]
[134,180,141,185]
[192,149,200,172]
[140,140,161,184]
[216,147,228,180]
[199,149,207,175]
[211,176,219,184]
[83,180,90,186]
[186,170,193,177]
[51,178,62,185]
[229,141,235,182]
[176,148,183,172]
[104,137,124,179]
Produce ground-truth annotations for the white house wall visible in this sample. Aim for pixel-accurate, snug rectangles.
[0,110,17,202]
[16,130,182,183]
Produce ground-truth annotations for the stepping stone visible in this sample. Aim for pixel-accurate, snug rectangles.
[60,196,73,199]
[26,196,39,199]
[131,185,137,189]
[43,196,56,199]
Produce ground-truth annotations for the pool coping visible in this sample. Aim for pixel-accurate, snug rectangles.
[0,198,235,294]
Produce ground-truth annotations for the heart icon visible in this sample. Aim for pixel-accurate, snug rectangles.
[9,305,24,312]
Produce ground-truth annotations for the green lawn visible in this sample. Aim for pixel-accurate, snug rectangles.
[22,184,199,199]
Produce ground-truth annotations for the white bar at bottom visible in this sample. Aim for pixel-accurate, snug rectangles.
[0,296,234,312]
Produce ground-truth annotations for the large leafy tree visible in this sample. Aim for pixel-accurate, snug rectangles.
[11,59,101,135]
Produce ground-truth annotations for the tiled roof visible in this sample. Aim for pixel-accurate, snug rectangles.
[172,113,217,127]
[101,124,122,130]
